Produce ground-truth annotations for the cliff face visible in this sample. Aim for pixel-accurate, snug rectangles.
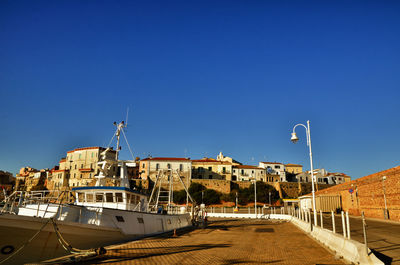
[0,170,15,185]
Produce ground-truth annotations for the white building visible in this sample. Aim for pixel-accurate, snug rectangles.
[258,162,286,182]
[232,165,266,182]
[139,157,192,183]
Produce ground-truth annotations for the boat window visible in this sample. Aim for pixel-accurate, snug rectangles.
[86,193,93,202]
[77,193,84,202]
[131,195,136,204]
[96,193,104,202]
[106,193,113,203]
[116,193,123,203]
[115,216,125,222]
[137,217,144,223]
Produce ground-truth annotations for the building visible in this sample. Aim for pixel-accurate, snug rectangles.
[296,169,351,185]
[259,162,287,182]
[232,165,266,181]
[192,158,233,180]
[139,157,192,183]
[0,170,15,194]
[285,163,303,174]
[216,152,242,165]
[16,167,38,191]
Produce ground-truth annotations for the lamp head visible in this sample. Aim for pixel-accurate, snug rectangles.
[382,176,387,181]
[291,132,299,143]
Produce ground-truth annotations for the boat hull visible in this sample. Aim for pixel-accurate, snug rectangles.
[0,210,191,265]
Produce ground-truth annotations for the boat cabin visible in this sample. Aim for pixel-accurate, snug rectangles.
[72,186,148,211]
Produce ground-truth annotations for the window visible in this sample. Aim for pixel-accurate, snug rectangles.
[96,193,104,202]
[209,175,212,179]
[74,173,76,178]
[208,167,212,171]
[156,163,159,170]
[80,174,82,178]
[106,193,113,202]
[116,193,123,203]
[179,164,183,171]
[81,164,83,168]
[78,193,84,202]
[274,165,280,169]
[222,167,226,173]
[241,169,244,174]
[86,194,93,202]
[233,169,236,173]
[137,217,144,223]
[91,153,94,158]
[142,163,145,168]
[252,170,254,174]
[75,165,77,169]
[115,216,125,222]
[167,164,171,169]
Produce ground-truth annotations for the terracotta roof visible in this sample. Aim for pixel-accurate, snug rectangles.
[260,162,283,165]
[192,159,231,164]
[79,168,93,172]
[141,157,190,161]
[234,165,263,170]
[285,163,302,167]
[67,147,106,154]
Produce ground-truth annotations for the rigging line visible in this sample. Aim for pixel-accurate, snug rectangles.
[106,128,118,148]
[121,128,135,160]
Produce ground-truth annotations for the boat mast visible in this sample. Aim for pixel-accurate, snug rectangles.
[113,121,125,160]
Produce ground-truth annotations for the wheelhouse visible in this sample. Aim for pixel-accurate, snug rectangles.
[72,186,148,211]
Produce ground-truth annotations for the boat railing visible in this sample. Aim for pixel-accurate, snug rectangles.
[0,190,73,216]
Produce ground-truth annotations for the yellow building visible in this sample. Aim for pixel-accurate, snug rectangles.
[139,157,192,183]
[285,163,303,174]
[50,147,117,189]
[192,158,233,180]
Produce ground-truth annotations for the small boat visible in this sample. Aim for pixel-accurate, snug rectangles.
[0,121,194,265]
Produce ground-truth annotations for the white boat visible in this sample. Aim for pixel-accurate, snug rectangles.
[0,121,195,265]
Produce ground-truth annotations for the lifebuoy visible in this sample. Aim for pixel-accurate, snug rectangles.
[1,245,14,255]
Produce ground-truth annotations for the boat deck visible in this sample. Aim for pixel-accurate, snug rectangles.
[42,218,347,265]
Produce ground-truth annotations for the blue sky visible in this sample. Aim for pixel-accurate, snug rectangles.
[1,1,399,179]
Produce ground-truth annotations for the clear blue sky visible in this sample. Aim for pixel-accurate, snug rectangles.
[1,1,399,179]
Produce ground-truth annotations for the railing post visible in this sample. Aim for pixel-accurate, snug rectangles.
[346,211,351,239]
[341,211,347,238]
[331,211,336,233]
[320,210,323,229]
[362,211,368,254]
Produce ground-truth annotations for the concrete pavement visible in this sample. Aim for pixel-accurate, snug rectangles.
[74,219,347,265]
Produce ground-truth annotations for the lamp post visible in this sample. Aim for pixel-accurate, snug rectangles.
[291,120,317,225]
[250,174,257,218]
[382,176,388,219]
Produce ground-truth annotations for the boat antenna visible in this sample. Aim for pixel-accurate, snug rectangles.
[113,121,126,160]
[125,107,129,128]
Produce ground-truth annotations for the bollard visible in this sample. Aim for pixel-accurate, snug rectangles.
[346,211,351,239]
[362,211,368,254]
[341,211,347,238]
[331,211,336,233]
[320,210,323,229]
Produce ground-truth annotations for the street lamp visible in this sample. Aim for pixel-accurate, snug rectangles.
[382,176,388,219]
[250,174,257,218]
[291,120,317,225]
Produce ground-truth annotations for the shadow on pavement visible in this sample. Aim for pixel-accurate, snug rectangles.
[76,243,231,264]
[370,248,393,265]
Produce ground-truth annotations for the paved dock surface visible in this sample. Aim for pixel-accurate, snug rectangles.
[311,213,400,265]
[78,219,345,265]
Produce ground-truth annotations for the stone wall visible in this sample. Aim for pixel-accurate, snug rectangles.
[314,165,400,222]
[276,182,335,199]
[192,179,231,194]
